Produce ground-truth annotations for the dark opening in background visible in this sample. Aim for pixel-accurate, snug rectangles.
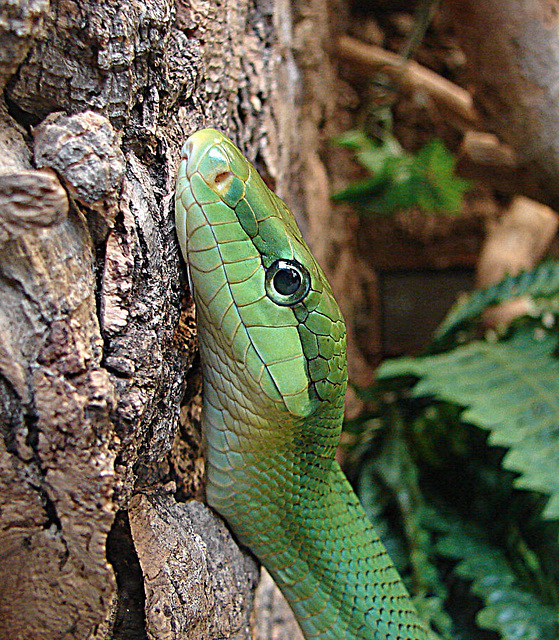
[380,268,475,357]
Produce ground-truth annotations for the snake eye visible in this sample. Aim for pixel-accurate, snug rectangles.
[265,259,311,306]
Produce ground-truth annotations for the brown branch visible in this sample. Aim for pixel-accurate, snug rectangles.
[460,131,518,168]
[129,494,259,640]
[337,35,479,129]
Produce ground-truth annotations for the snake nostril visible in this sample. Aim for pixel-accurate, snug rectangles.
[214,170,233,188]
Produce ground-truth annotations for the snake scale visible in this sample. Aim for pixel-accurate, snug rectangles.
[175,129,430,640]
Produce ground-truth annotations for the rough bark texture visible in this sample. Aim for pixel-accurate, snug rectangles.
[0,162,117,637]
[128,494,259,640]
[0,0,302,638]
[445,0,559,206]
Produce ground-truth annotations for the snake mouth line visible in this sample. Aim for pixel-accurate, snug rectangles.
[180,140,192,161]
[178,174,309,416]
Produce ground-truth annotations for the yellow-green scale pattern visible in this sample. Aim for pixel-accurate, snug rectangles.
[175,129,430,640]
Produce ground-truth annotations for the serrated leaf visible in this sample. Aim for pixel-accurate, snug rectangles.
[416,139,457,177]
[411,139,470,214]
[432,261,559,351]
[379,328,559,520]
[331,128,400,175]
[357,446,454,638]
[331,173,392,206]
[434,515,559,640]
[332,131,470,216]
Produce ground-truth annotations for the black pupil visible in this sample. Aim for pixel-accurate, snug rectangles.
[273,267,301,296]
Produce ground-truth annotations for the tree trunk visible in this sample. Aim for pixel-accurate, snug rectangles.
[0,0,370,636]
[0,0,304,638]
[445,0,559,207]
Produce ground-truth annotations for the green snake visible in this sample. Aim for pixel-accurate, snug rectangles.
[175,129,430,640]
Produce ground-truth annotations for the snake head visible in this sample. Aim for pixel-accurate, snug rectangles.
[176,129,347,420]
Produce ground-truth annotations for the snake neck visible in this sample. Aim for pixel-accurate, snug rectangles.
[201,378,429,640]
[201,371,345,515]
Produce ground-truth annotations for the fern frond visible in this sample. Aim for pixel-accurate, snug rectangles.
[357,450,454,638]
[429,510,559,640]
[379,328,559,520]
[431,260,559,351]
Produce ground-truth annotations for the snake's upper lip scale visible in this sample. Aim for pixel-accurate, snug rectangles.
[179,132,203,175]
[180,129,228,172]
[180,140,193,161]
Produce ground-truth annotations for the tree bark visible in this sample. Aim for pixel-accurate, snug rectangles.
[0,0,301,638]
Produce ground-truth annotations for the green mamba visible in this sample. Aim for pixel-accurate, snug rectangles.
[175,129,430,640]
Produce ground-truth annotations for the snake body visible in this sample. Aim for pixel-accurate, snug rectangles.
[175,129,430,640]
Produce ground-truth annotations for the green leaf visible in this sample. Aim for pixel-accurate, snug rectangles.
[356,427,455,638]
[379,328,559,520]
[408,139,470,214]
[432,260,559,351]
[331,173,393,206]
[331,129,376,151]
[332,132,470,216]
[433,512,559,640]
